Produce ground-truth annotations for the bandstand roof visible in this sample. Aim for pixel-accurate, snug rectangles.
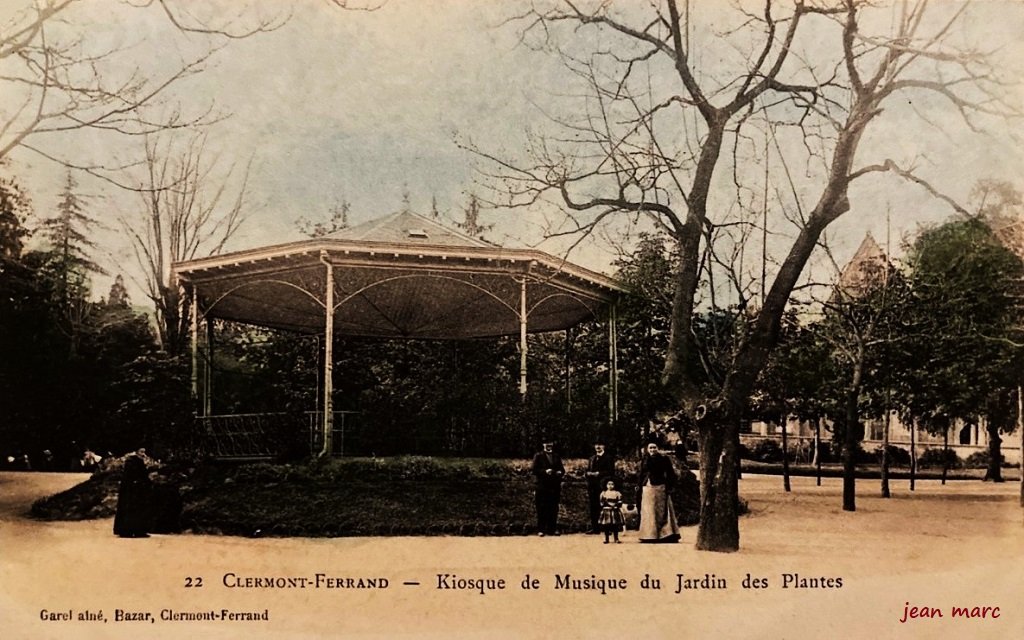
[173,212,625,339]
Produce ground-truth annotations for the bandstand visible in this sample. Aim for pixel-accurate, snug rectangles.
[172,212,626,459]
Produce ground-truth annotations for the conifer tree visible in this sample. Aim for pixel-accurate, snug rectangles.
[40,172,105,304]
[458,193,492,240]
[0,171,31,262]
[107,275,131,309]
[39,172,105,354]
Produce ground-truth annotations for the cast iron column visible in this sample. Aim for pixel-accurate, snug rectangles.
[321,252,335,456]
[608,302,619,428]
[190,284,200,413]
[519,277,528,399]
[204,317,213,416]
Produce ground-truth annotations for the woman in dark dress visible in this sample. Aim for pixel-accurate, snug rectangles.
[113,454,152,538]
[637,442,680,543]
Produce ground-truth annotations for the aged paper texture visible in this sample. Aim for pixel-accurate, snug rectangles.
[1,1,1022,638]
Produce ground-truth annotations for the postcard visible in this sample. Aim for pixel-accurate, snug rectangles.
[1,1,1022,638]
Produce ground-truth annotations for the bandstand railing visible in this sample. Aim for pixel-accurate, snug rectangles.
[194,411,573,459]
[194,411,359,460]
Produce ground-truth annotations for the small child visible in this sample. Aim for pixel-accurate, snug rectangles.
[597,479,625,543]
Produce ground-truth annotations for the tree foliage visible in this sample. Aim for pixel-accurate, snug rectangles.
[0,170,32,260]
[0,251,165,463]
[612,234,676,431]
[895,217,1023,481]
[0,168,181,465]
[897,219,1022,423]
[755,311,839,424]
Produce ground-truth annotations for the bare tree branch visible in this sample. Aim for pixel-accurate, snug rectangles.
[0,0,287,171]
[849,158,971,216]
[117,129,252,352]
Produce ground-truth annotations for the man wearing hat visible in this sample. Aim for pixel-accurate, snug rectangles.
[584,440,616,533]
[531,439,565,536]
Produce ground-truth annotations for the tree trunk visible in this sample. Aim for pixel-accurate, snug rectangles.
[696,407,740,552]
[686,155,854,549]
[983,421,1004,482]
[842,390,858,512]
[941,429,949,485]
[781,418,791,492]
[158,284,188,357]
[842,355,864,512]
[814,418,822,487]
[881,407,890,498]
[1018,385,1023,507]
[910,419,917,491]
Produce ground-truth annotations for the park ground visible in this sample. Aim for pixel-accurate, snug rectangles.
[1,471,1022,640]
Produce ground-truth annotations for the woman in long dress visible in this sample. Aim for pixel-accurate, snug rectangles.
[113,454,152,538]
[638,442,680,543]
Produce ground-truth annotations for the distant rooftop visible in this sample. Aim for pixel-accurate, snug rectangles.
[836,233,891,296]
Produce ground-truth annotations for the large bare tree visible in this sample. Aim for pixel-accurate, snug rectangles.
[470,0,1017,551]
[120,131,250,355]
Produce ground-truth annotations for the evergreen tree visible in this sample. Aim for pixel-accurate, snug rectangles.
[0,172,43,456]
[40,171,105,292]
[107,274,131,308]
[38,172,105,355]
[457,193,492,240]
[0,171,31,261]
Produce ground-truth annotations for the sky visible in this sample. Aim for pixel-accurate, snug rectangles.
[3,0,1023,306]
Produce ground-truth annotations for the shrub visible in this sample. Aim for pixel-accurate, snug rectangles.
[853,446,876,465]
[917,447,962,469]
[223,456,572,485]
[873,445,911,467]
[816,442,872,465]
[750,439,784,463]
[963,450,1005,469]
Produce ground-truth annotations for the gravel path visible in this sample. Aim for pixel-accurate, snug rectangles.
[2,471,1021,639]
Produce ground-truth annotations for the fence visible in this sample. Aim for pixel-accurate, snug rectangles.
[194,410,630,459]
[194,411,547,459]
[195,412,357,460]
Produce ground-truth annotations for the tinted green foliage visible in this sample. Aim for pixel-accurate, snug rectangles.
[895,218,1022,429]
[755,311,840,423]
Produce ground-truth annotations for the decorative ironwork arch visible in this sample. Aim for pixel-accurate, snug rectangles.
[174,211,625,459]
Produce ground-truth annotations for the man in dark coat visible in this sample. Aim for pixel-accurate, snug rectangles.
[531,439,565,536]
[584,440,616,533]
